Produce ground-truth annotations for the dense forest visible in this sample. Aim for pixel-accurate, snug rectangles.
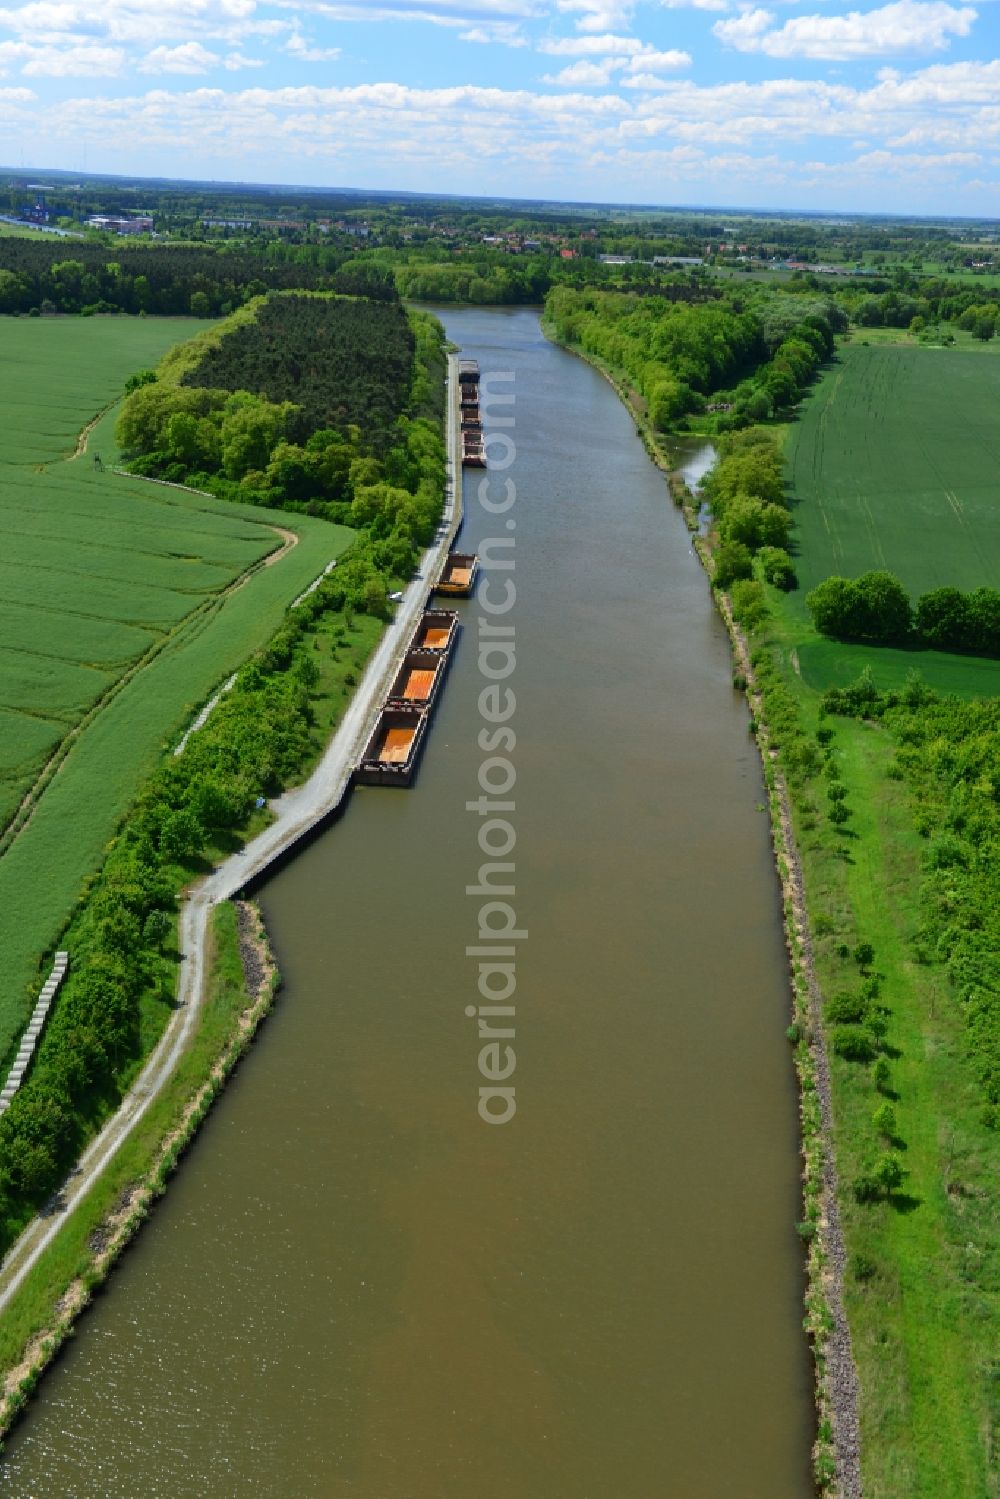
[181,294,414,441]
[117,290,447,587]
[545,283,842,427]
[0,241,397,317]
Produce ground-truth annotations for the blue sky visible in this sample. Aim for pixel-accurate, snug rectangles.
[0,0,998,213]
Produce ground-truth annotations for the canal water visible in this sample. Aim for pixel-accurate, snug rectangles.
[0,308,812,1497]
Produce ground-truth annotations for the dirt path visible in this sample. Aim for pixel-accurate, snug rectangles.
[0,355,462,1321]
[264,526,298,565]
[66,401,116,462]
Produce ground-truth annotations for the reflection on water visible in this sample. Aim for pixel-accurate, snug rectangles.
[0,309,811,1499]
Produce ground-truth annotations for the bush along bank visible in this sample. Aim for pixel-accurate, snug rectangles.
[705,560,860,1497]
[0,900,279,1440]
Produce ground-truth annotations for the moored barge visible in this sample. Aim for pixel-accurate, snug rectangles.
[409,607,459,655]
[435,552,479,597]
[458,357,484,467]
[387,648,450,711]
[355,706,430,786]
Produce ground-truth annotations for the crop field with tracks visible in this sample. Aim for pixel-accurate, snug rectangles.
[0,319,351,1056]
[781,342,1000,696]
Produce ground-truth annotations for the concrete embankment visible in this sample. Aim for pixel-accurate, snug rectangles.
[0,353,462,1316]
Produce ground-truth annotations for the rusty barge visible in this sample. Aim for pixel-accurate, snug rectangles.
[355,609,460,788]
[435,552,479,597]
[458,359,486,467]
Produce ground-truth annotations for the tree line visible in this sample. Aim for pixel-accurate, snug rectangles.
[544,283,842,429]
[807,572,1000,657]
[0,241,396,318]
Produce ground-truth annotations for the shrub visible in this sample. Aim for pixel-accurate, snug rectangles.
[832,1025,877,1062]
[758,539,797,584]
[853,941,875,971]
[714,541,754,589]
[852,1252,878,1281]
[874,1151,904,1194]
[731,579,769,631]
[826,990,868,1024]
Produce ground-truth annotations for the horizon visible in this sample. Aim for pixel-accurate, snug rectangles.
[0,1,997,216]
[6,162,1000,227]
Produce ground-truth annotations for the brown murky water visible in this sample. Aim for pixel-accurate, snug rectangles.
[0,309,813,1497]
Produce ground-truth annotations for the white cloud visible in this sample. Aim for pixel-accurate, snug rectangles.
[556,0,635,29]
[542,39,690,83]
[660,0,728,11]
[292,0,539,23]
[713,0,977,60]
[543,55,617,80]
[538,30,644,53]
[0,37,123,72]
[0,0,284,48]
[459,20,527,41]
[286,29,340,59]
[627,46,690,69]
[138,41,222,72]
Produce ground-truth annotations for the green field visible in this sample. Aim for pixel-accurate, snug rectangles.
[781,343,1000,695]
[0,318,353,1057]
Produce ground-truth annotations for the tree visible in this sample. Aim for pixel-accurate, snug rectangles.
[807,576,857,638]
[915,587,969,650]
[965,587,1000,655]
[757,546,796,589]
[714,541,753,589]
[190,289,212,317]
[854,571,912,643]
[872,1102,897,1139]
[853,941,875,971]
[874,1151,904,1195]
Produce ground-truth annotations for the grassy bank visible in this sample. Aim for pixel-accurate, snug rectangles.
[0,900,279,1439]
[760,635,1000,1497]
[739,345,1000,1491]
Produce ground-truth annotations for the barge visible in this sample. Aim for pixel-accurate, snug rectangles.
[409,607,459,655]
[355,706,430,786]
[435,552,479,597]
[458,357,484,467]
[387,648,449,711]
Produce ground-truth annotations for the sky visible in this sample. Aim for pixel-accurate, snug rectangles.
[0,0,999,214]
